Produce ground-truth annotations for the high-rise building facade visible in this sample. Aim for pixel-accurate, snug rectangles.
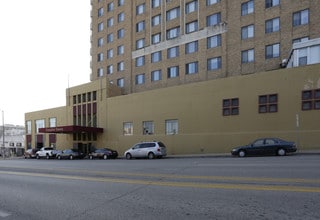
[90,0,320,94]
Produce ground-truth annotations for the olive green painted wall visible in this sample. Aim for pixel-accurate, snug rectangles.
[105,64,320,155]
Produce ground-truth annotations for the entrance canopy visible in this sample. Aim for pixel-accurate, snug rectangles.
[39,126,103,134]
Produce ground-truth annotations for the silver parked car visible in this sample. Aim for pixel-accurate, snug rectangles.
[124,141,167,159]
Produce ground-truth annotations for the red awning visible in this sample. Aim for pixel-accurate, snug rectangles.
[39,126,103,134]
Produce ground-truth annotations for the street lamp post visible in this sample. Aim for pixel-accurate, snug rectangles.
[1,110,4,158]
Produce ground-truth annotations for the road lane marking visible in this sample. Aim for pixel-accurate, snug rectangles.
[0,210,11,218]
[1,170,320,193]
[5,166,320,184]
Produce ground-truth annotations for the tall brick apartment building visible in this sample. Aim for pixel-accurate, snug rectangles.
[90,0,320,94]
[25,0,320,155]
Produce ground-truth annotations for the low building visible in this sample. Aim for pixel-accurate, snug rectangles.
[25,62,320,155]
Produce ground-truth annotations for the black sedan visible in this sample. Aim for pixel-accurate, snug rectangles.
[89,148,118,159]
[56,149,85,160]
[231,138,297,157]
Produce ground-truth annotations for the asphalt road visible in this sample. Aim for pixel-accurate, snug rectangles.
[0,155,319,220]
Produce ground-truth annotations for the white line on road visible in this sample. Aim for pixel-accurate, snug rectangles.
[0,210,11,218]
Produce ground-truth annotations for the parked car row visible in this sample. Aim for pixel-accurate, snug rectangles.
[24,138,297,160]
[24,141,168,160]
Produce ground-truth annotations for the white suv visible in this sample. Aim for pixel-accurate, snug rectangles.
[124,141,167,159]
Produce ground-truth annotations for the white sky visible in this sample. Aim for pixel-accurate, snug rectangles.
[0,0,91,126]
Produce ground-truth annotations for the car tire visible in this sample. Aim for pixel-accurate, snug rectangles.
[57,155,61,160]
[36,154,40,159]
[148,152,155,159]
[46,154,50,160]
[103,154,108,160]
[89,155,93,160]
[69,155,73,160]
[126,153,132,160]
[238,150,246,157]
[277,148,286,156]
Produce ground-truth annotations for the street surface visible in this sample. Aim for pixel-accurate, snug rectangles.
[0,154,319,220]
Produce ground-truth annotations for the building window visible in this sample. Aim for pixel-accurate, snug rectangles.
[292,37,309,44]
[293,9,309,26]
[167,46,179,58]
[265,0,279,8]
[49,118,56,127]
[152,33,161,44]
[151,70,162,81]
[107,17,114,27]
[143,121,154,135]
[152,14,161,26]
[186,61,198,74]
[117,45,124,55]
[302,89,320,111]
[298,48,308,66]
[186,1,198,14]
[259,94,278,113]
[107,33,113,43]
[241,0,254,16]
[117,78,124,87]
[166,119,178,135]
[207,57,222,71]
[107,49,113,59]
[123,122,133,135]
[265,43,280,59]
[207,34,221,48]
[98,22,104,32]
[136,39,145,49]
[207,0,220,5]
[241,24,254,39]
[26,121,32,134]
[152,0,161,8]
[186,21,198,34]
[118,0,124,6]
[265,17,279,33]
[107,65,113,74]
[97,53,104,62]
[167,27,180,40]
[135,74,145,85]
[117,61,124,71]
[166,7,180,21]
[97,68,104,77]
[98,38,104,47]
[136,20,145,32]
[167,66,179,78]
[118,12,124,22]
[223,98,239,116]
[151,51,162,63]
[35,119,45,133]
[117,29,124,39]
[242,49,254,63]
[98,7,104,17]
[136,3,145,15]
[136,56,145,67]
[206,13,221,26]
[185,41,198,54]
[107,2,114,12]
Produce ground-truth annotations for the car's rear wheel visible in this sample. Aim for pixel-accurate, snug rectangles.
[103,154,108,160]
[277,148,286,156]
[69,155,73,160]
[57,155,61,160]
[36,154,40,159]
[238,150,246,157]
[148,152,155,159]
[89,155,93,160]
[46,154,50,160]
[126,153,132,160]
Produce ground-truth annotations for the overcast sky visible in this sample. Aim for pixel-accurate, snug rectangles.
[0,0,91,126]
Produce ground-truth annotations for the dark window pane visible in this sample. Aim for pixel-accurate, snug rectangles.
[223,99,230,107]
[259,95,267,104]
[269,94,277,103]
[302,91,312,100]
[302,101,312,110]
